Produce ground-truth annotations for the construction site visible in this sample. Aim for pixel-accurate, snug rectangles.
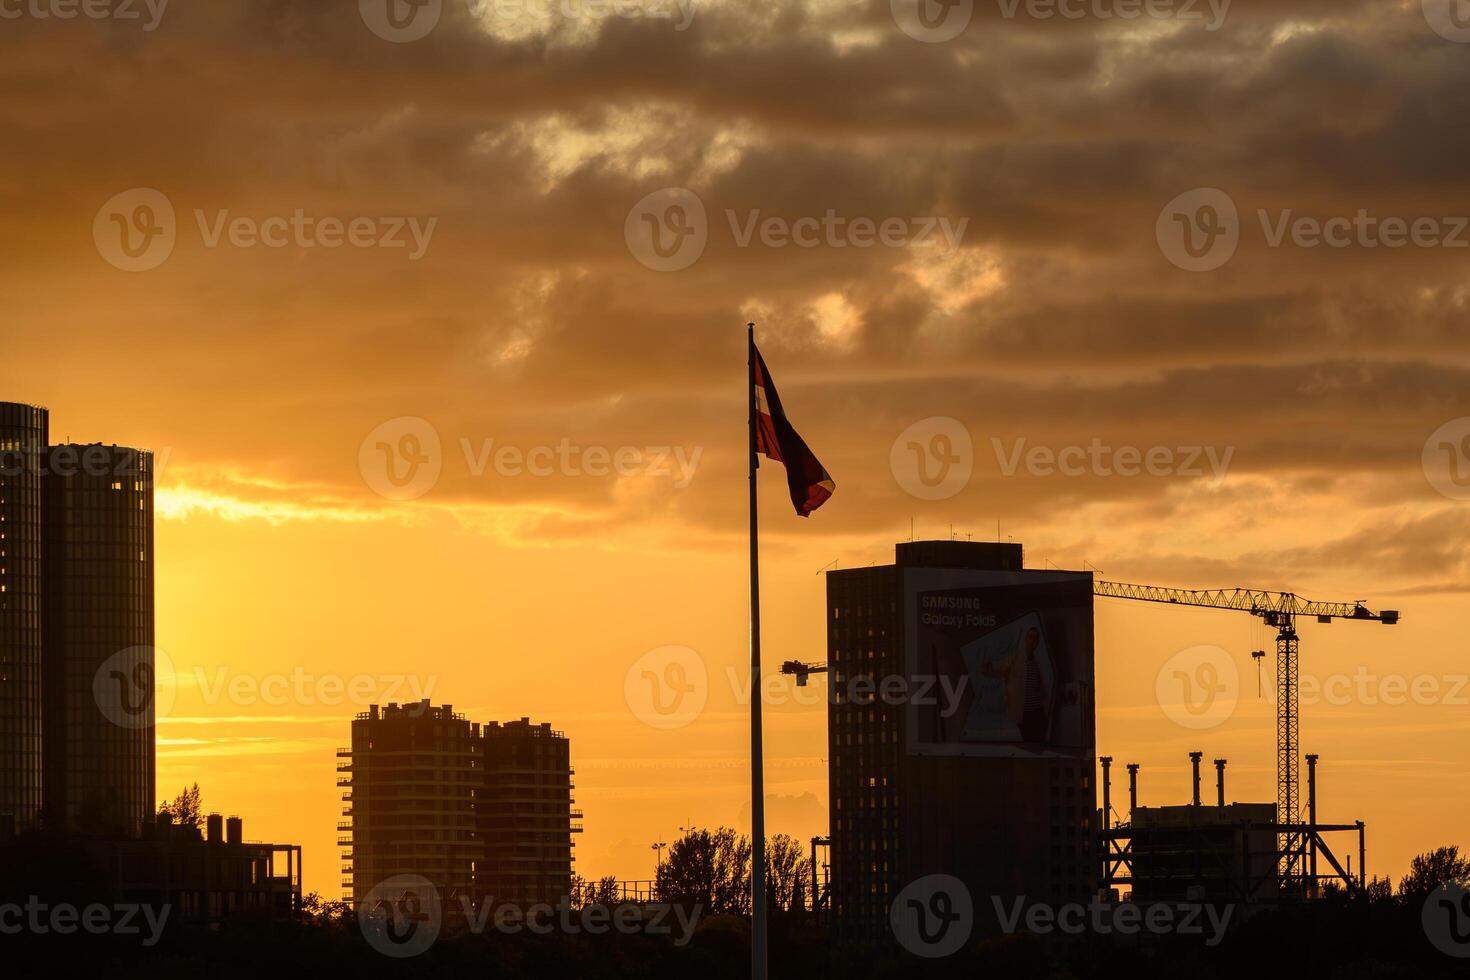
[786,539,1400,940]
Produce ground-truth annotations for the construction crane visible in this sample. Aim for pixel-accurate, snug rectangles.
[1094,580,1398,885]
[780,660,826,686]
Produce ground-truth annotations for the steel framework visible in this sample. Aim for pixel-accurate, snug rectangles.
[1094,580,1396,888]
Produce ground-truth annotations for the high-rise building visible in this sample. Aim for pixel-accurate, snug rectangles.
[340,703,580,910]
[42,444,155,837]
[826,541,1097,940]
[340,702,483,910]
[479,718,580,906]
[1,401,157,840]
[0,402,48,836]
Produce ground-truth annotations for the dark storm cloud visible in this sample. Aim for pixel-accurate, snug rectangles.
[2,0,1468,584]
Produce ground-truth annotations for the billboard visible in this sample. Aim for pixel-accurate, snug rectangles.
[904,568,1094,758]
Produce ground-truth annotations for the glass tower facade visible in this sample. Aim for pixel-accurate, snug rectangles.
[0,402,47,836]
[42,444,155,838]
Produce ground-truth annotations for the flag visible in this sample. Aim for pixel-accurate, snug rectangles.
[752,343,835,517]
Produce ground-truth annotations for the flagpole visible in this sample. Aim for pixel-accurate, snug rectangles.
[747,321,768,980]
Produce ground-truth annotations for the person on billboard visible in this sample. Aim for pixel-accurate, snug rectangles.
[961,613,1055,746]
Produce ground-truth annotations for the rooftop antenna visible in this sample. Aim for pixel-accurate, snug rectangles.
[910,517,914,542]
[815,559,838,575]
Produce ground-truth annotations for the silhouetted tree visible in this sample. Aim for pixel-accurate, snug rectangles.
[765,834,812,914]
[657,826,751,914]
[1398,845,1470,905]
[159,782,203,830]
[1364,874,1394,904]
[594,874,623,905]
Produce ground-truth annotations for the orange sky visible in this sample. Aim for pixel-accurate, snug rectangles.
[3,0,1469,899]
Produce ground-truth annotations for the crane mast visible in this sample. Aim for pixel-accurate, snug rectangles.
[1094,579,1398,888]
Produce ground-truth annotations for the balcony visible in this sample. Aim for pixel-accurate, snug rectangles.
[336,747,352,758]
[337,822,352,832]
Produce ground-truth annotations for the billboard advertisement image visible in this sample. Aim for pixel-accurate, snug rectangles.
[904,568,1094,758]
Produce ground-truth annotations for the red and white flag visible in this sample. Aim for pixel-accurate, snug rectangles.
[752,343,835,517]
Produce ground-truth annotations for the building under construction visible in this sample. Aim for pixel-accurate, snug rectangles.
[1099,752,1367,907]
[339,702,581,913]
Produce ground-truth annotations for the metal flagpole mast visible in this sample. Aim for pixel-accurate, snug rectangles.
[747,322,768,980]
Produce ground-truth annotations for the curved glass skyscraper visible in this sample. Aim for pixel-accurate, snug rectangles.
[0,402,47,836]
[43,444,155,837]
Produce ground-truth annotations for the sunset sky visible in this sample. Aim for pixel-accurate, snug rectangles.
[3,0,1469,899]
